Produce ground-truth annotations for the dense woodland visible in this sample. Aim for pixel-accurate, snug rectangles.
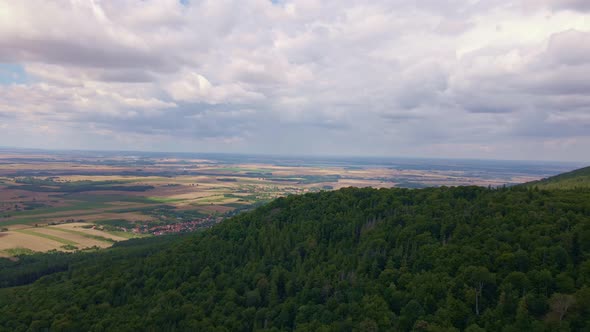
[525,166,590,190]
[1,183,590,331]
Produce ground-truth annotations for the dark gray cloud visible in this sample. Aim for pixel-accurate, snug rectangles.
[96,70,157,83]
[549,0,590,12]
[523,0,590,12]
[0,38,171,70]
[545,30,590,65]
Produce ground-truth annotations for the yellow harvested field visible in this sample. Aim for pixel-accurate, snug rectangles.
[0,231,63,252]
[0,221,134,255]
[49,212,153,223]
[33,227,112,248]
[5,224,34,230]
[52,223,128,241]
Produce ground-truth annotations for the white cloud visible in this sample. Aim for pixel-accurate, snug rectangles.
[163,70,266,104]
[0,0,589,161]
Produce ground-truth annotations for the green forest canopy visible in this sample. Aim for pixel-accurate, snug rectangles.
[523,166,590,190]
[1,177,590,331]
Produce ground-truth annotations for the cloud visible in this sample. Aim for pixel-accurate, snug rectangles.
[532,0,590,12]
[545,30,590,65]
[163,70,266,104]
[449,29,590,110]
[0,0,589,161]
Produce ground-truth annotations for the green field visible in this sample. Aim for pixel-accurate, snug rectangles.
[15,229,78,246]
[0,248,35,256]
[103,230,148,239]
[0,193,173,227]
[49,228,116,243]
[96,219,135,228]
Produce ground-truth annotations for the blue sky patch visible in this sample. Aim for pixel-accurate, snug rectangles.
[0,63,28,85]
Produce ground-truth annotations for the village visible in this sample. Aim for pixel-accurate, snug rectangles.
[134,215,223,236]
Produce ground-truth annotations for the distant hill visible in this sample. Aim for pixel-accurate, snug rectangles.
[523,165,590,189]
[2,186,590,331]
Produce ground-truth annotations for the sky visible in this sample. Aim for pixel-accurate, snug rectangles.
[0,0,589,162]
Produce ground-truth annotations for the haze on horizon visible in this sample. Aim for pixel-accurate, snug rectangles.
[0,0,589,162]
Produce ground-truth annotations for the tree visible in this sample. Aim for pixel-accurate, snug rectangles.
[548,293,575,322]
[462,266,495,315]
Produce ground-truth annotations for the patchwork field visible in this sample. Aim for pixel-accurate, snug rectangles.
[0,149,580,256]
[0,222,126,256]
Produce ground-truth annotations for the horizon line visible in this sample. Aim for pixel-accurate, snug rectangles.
[0,145,587,165]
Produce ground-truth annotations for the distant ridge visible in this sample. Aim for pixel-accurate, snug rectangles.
[523,165,590,189]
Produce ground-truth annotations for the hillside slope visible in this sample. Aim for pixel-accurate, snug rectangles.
[1,186,590,331]
[524,166,590,189]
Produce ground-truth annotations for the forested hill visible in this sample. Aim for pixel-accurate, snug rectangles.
[1,186,590,331]
[523,166,590,189]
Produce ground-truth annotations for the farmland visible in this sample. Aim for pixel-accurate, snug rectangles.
[0,148,582,256]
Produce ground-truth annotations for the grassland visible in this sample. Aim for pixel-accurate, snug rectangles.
[15,229,78,246]
[47,227,116,244]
